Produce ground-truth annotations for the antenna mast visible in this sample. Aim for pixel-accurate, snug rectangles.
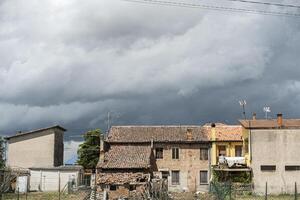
[263,106,271,119]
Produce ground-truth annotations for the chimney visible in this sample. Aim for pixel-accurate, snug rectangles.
[277,113,283,127]
[186,128,193,140]
[252,113,257,120]
[211,123,216,141]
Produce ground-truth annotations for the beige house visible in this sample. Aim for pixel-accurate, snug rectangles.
[240,114,300,194]
[6,125,66,169]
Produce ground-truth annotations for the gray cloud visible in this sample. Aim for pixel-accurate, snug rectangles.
[0,0,300,140]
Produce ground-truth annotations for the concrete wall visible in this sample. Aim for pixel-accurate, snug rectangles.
[30,169,82,191]
[7,129,57,169]
[251,129,300,194]
[153,143,210,192]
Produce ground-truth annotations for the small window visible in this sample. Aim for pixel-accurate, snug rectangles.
[285,166,300,171]
[200,171,208,184]
[218,146,226,157]
[155,148,163,159]
[200,148,208,160]
[129,185,136,191]
[261,165,276,171]
[235,145,243,157]
[171,171,180,185]
[110,185,117,191]
[172,147,179,159]
[162,171,169,179]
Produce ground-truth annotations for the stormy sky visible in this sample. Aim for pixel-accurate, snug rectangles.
[1,0,300,161]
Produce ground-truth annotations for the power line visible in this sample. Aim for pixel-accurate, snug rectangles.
[218,0,300,9]
[122,0,300,17]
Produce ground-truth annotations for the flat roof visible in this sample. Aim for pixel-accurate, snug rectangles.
[30,165,83,171]
[5,125,67,140]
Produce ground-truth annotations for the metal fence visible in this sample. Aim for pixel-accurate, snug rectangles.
[210,182,299,200]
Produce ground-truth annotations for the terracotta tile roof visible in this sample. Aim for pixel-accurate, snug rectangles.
[97,172,150,184]
[107,126,208,143]
[203,124,243,141]
[239,119,300,129]
[98,145,152,169]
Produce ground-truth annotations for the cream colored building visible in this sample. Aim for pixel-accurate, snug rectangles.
[30,165,83,191]
[240,114,300,194]
[6,125,66,169]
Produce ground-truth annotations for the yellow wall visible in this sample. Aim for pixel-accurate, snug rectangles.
[242,127,251,166]
[210,127,245,166]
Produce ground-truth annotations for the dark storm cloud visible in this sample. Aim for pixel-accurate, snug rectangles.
[1,0,300,145]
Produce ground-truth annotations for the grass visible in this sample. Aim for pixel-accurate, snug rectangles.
[235,194,296,200]
[1,191,88,200]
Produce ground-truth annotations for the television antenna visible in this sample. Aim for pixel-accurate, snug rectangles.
[239,100,247,120]
[263,106,271,119]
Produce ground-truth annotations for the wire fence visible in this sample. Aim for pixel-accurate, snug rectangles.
[210,181,299,200]
[0,185,99,200]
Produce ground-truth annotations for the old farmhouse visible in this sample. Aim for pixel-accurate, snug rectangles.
[97,125,211,198]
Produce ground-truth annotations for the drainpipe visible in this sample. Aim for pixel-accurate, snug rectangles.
[211,123,217,166]
[248,120,252,163]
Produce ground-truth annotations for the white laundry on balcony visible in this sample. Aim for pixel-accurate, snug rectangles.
[219,156,246,167]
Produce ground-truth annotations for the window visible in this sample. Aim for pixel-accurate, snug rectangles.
[171,171,180,185]
[200,148,209,160]
[162,171,169,179]
[129,185,136,191]
[218,146,226,156]
[155,148,163,159]
[110,185,117,191]
[235,145,243,157]
[172,147,179,159]
[261,165,276,171]
[200,171,208,184]
[285,166,300,171]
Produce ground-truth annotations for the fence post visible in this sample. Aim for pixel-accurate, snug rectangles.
[229,182,232,200]
[58,171,61,200]
[94,170,97,200]
[265,182,267,200]
[17,187,19,200]
[295,182,297,200]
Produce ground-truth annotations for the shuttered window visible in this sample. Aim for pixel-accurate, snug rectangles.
[200,148,208,160]
[172,147,179,159]
[200,171,208,184]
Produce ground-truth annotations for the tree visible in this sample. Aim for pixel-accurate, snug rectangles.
[0,136,5,169]
[77,129,102,169]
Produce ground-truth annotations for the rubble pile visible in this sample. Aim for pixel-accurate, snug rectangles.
[98,172,150,184]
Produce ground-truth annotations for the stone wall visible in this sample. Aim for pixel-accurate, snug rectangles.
[153,143,210,192]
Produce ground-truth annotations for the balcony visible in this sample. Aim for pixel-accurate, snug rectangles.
[218,156,246,168]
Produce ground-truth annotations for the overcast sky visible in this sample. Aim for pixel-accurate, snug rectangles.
[1,0,300,161]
